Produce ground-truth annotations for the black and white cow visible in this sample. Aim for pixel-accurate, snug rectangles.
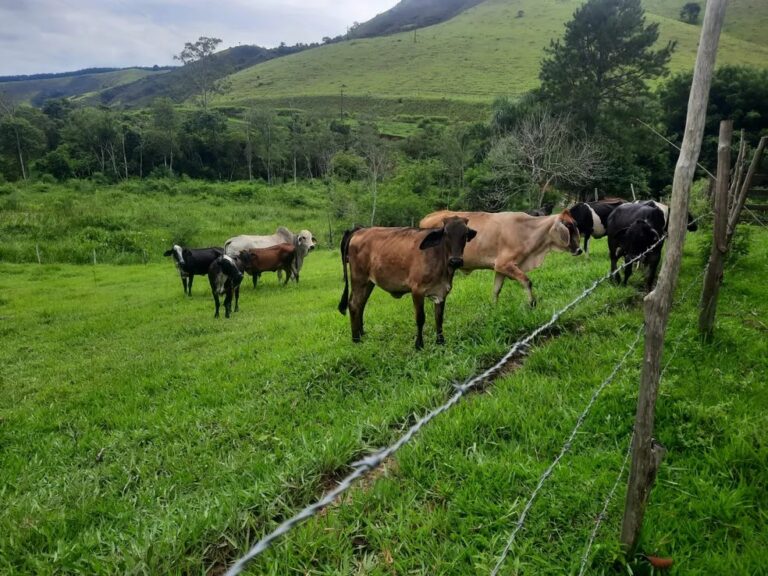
[633,200,699,232]
[207,254,246,318]
[606,202,667,291]
[164,245,223,295]
[568,198,627,254]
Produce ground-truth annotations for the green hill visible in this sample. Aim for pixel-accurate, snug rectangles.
[349,0,486,38]
[214,0,768,116]
[0,68,169,106]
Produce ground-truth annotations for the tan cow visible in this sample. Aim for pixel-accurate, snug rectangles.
[338,217,476,349]
[419,210,582,306]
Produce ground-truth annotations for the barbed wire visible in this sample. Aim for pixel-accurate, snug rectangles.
[489,324,644,576]
[575,266,705,575]
[743,206,768,228]
[223,214,708,576]
[577,432,633,576]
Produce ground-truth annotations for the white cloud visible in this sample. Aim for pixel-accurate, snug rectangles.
[0,0,395,75]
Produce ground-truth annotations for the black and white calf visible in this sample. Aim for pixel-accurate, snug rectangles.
[208,254,246,318]
[568,198,626,254]
[606,202,667,291]
[164,245,223,295]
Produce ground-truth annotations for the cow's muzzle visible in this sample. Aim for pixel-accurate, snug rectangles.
[571,247,583,256]
[449,257,464,268]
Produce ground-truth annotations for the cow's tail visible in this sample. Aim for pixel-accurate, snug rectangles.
[338,228,355,315]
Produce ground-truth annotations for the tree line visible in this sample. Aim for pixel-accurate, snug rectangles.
[1,0,766,215]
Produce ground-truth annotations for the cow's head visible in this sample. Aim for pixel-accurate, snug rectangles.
[163,245,185,268]
[296,230,317,254]
[553,210,583,256]
[419,216,477,269]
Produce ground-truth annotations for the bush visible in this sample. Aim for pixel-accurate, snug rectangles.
[330,152,367,182]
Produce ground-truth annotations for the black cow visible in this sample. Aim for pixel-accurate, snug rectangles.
[633,200,699,232]
[568,198,626,254]
[164,245,223,295]
[208,254,246,318]
[606,202,667,291]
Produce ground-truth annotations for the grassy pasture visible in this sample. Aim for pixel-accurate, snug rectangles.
[0,183,766,574]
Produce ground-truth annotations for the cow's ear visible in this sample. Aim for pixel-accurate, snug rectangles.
[419,229,444,250]
[467,228,477,242]
[163,249,173,257]
[555,221,570,245]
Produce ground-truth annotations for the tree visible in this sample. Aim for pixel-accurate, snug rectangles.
[680,2,701,24]
[0,95,47,181]
[174,36,223,109]
[147,98,179,176]
[487,110,605,208]
[356,124,393,225]
[539,0,675,130]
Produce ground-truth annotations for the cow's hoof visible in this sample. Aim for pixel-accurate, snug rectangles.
[415,340,424,350]
[436,335,445,345]
[352,336,362,344]
[529,298,537,308]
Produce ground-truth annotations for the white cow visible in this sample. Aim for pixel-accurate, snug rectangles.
[224,227,317,284]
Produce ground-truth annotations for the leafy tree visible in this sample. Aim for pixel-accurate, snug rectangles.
[174,36,223,108]
[0,96,47,180]
[680,2,701,24]
[356,123,393,225]
[539,0,675,130]
[659,65,768,171]
[147,98,179,176]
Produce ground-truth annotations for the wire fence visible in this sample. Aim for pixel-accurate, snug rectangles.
[575,266,706,575]
[490,324,644,576]
[224,214,710,576]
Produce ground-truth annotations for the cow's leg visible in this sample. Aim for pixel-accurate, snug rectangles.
[495,262,535,307]
[623,258,633,286]
[283,266,290,285]
[583,234,591,255]
[252,272,258,289]
[209,280,220,318]
[412,293,426,350]
[234,283,240,312]
[434,300,445,345]
[349,280,373,343]
[222,281,232,318]
[645,251,661,292]
[608,239,621,284]
[492,272,506,302]
[181,275,188,295]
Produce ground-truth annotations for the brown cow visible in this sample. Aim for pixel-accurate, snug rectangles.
[419,210,582,307]
[338,217,477,349]
[239,243,296,287]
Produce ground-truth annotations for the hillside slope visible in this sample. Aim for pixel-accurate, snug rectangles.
[349,0,486,38]
[0,68,169,106]
[215,0,768,111]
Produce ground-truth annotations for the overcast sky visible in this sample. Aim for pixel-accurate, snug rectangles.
[0,0,397,76]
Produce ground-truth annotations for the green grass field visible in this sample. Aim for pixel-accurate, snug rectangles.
[214,0,768,113]
[1,182,766,574]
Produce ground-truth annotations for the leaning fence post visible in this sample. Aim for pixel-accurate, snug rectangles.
[620,0,728,557]
[726,136,767,247]
[93,249,97,265]
[35,244,42,264]
[698,120,732,338]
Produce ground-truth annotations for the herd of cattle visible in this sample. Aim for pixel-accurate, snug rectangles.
[165,198,697,348]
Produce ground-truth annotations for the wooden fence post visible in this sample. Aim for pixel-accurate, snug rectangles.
[620,0,728,557]
[698,120,733,338]
[726,136,767,248]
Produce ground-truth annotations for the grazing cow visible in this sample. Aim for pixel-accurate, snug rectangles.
[338,217,477,349]
[208,254,245,318]
[224,227,317,285]
[568,197,627,254]
[606,202,667,291]
[163,245,223,295]
[419,210,582,307]
[239,243,296,287]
